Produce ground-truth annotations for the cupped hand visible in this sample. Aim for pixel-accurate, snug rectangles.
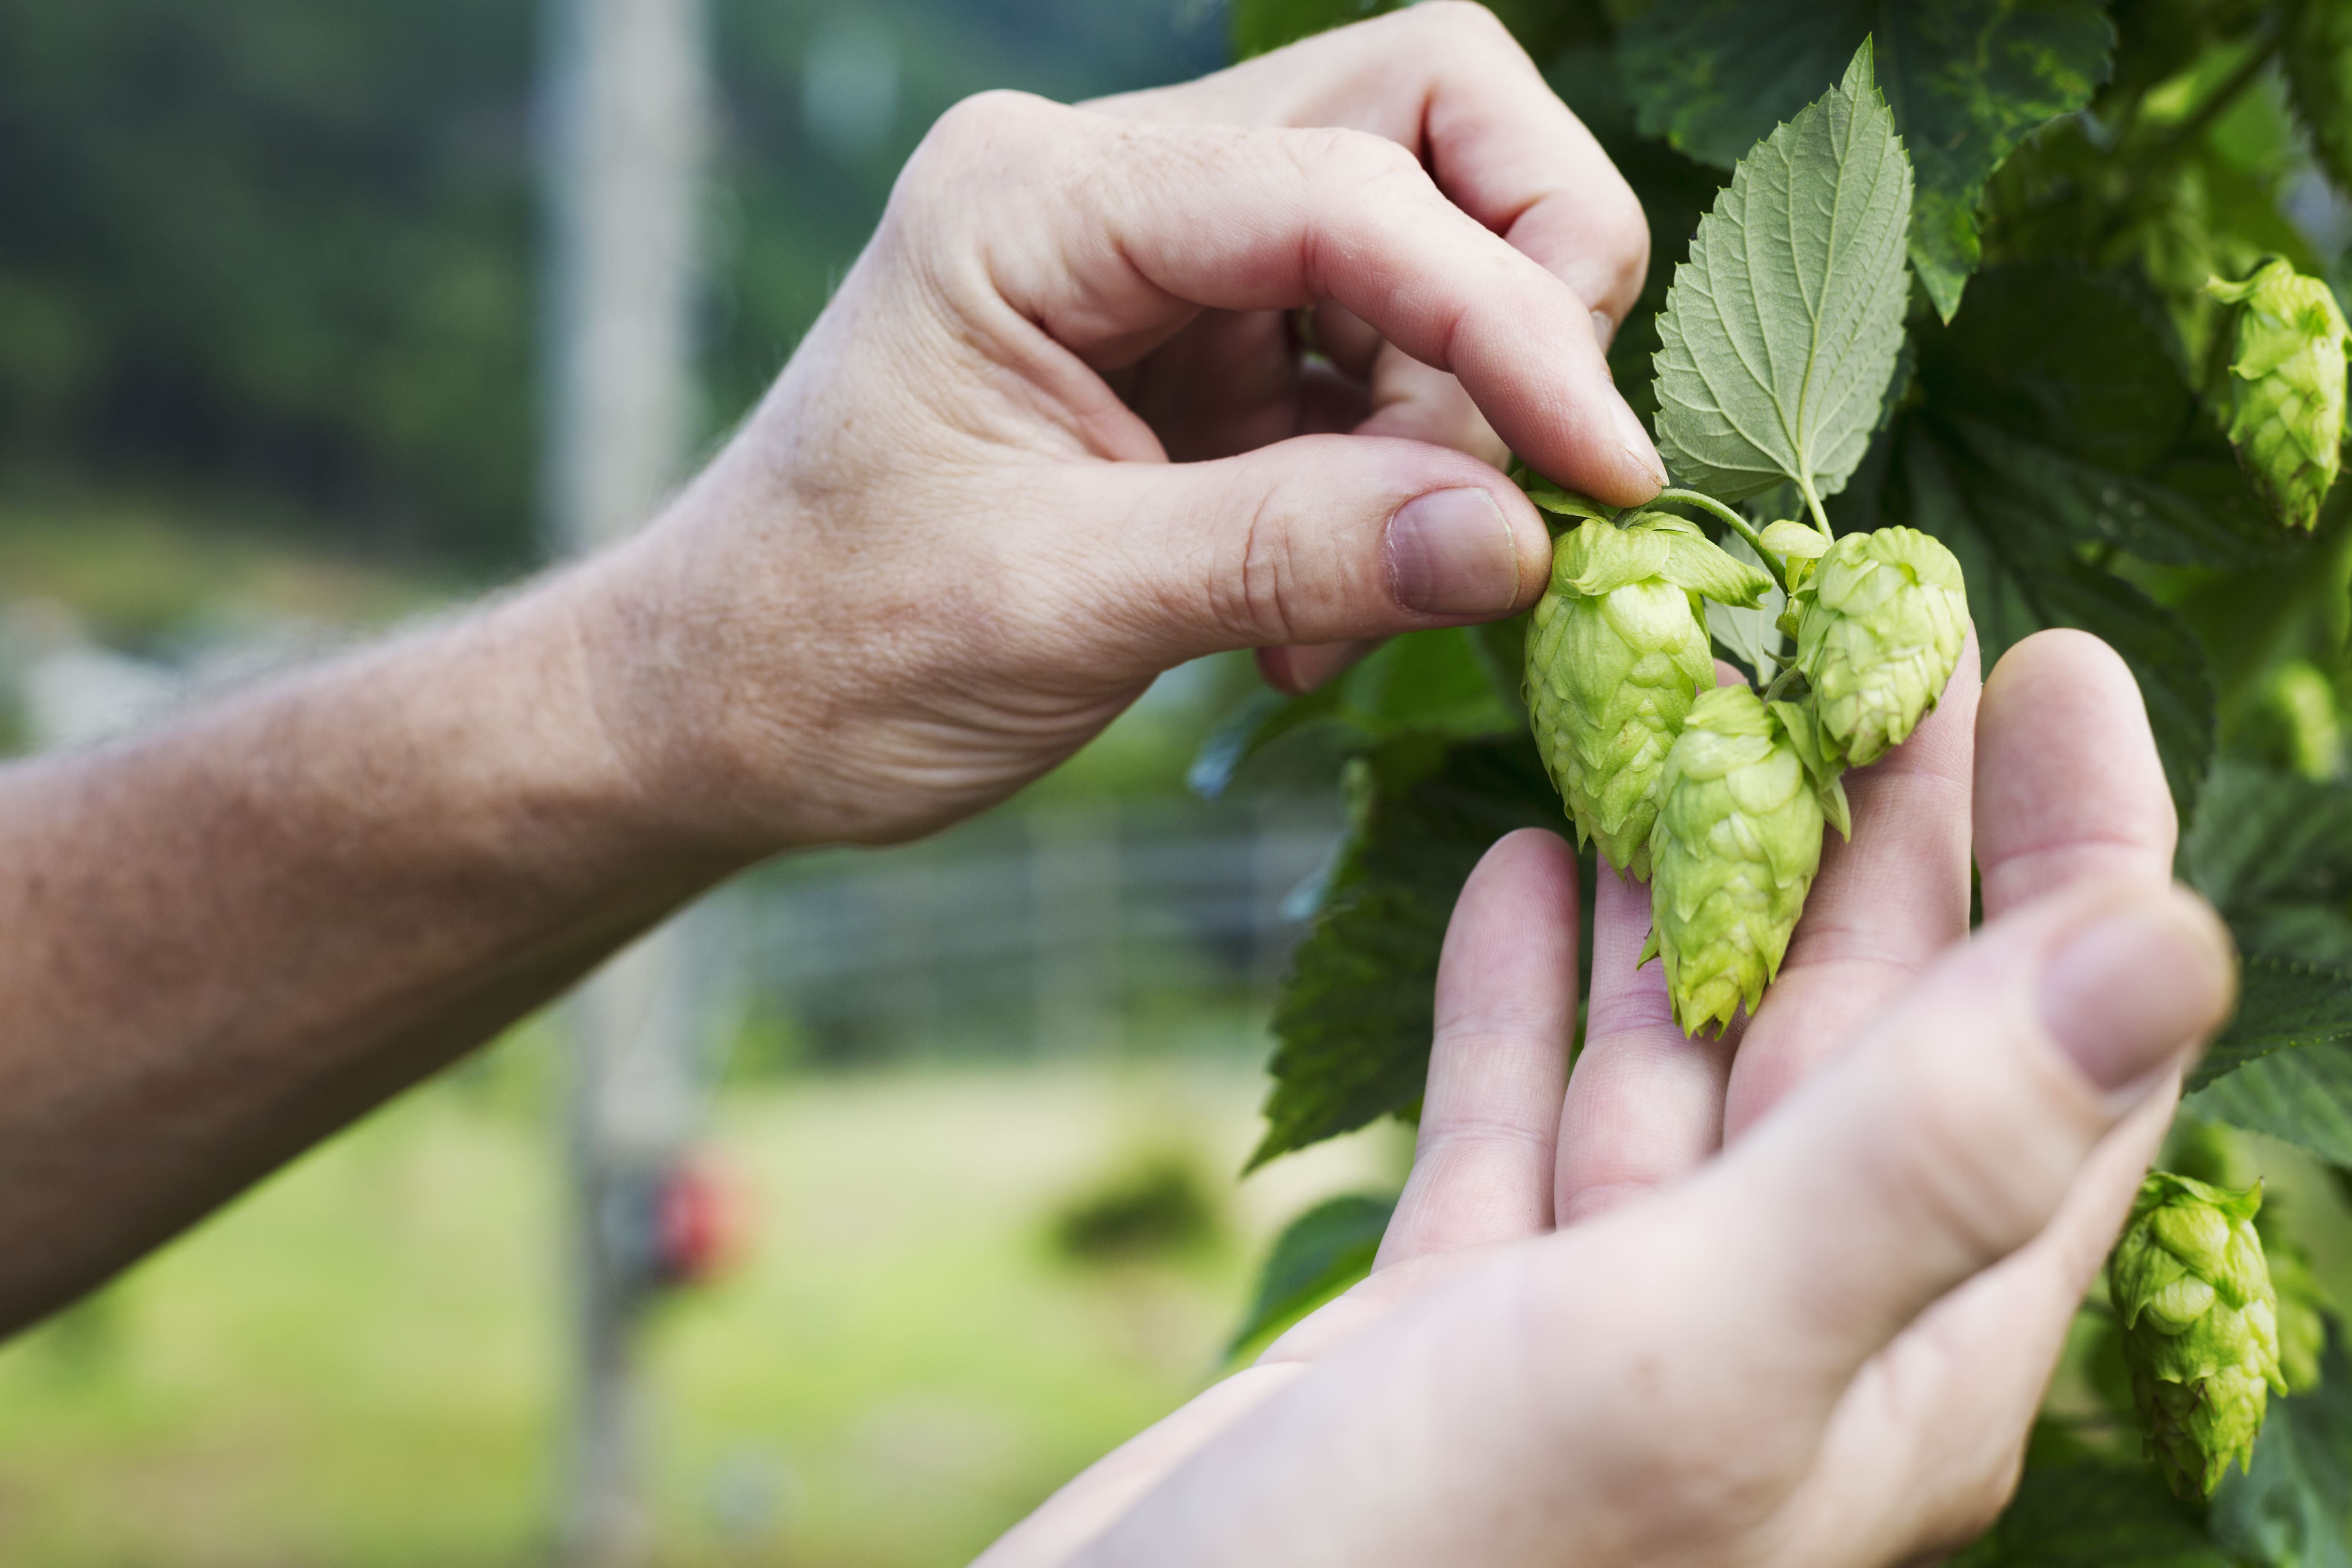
[976,629,2234,1568]
[560,4,1656,853]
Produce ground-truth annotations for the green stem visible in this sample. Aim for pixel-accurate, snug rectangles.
[1761,663,1808,704]
[1797,476,1833,540]
[2160,32,2279,159]
[1653,487,1790,594]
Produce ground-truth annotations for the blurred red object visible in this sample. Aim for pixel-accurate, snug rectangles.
[655,1155,754,1286]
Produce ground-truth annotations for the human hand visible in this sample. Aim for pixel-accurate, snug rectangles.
[978,630,2234,1568]
[560,4,1657,853]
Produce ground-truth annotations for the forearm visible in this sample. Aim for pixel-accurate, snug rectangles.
[0,559,741,1331]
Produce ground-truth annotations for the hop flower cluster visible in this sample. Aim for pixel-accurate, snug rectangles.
[1519,473,1966,1039]
[2110,1172,2287,1500]
[2204,259,2349,532]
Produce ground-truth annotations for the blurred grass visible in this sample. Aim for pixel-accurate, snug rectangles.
[0,1037,1403,1567]
[0,488,464,646]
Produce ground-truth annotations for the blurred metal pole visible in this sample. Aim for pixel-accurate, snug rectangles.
[539,0,706,1560]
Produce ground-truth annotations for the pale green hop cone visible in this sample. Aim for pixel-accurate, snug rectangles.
[2111,1171,2288,1499]
[1525,514,1769,879]
[1640,685,1834,1036]
[2204,259,2349,532]
[1793,526,1968,768]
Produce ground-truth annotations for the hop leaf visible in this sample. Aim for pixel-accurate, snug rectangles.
[1641,685,1829,1035]
[2111,1171,2288,1499]
[1525,515,1767,878]
[2203,260,2350,532]
[1793,527,1970,768]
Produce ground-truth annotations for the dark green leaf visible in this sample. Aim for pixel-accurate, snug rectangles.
[2184,762,2352,968]
[1618,0,2115,319]
[1229,0,1400,60]
[1951,1459,2238,1566]
[1227,1191,1396,1358]
[1901,416,2219,819]
[2210,1325,2352,1568]
[1888,264,2245,818]
[2188,959,2352,1091]
[2286,0,2352,200]
[1252,735,1561,1167]
[2187,1031,2352,1165]
[1187,629,1518,800]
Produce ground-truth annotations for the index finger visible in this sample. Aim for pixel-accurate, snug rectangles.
[1092,4,1651,335]
[919,93,1663,504]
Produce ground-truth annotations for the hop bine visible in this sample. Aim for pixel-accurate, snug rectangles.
[1641,685,1847,1035]
[1525,513,1770,879]
[2110,1171,2287,1499]
[2203,259,2349,532]
[1792,527,1968,768]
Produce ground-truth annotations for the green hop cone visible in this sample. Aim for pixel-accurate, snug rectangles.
[1792,527,1968,768]
[2110,1171,2288,1499]
[2203,259,2349,532]
[1526,514,1770,879]
[1640,685,1843,1035]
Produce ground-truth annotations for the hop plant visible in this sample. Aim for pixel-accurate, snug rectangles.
[1641,685,1844,1035]
[2203,259,2350,532]
[1525,514,1770,879]
[2110,1171,2287,1499]
[1792,527,1968,768]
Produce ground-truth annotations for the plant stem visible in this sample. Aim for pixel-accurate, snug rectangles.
[1762,663,1807,704]
[2160,32,2279,159]
[1798,476,1834,540]
[1652,487,1790,594]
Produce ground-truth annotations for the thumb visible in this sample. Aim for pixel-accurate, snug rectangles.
[1680,875,2234,1409]
[1064,434,1550,673]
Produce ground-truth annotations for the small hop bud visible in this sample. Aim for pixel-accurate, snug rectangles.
[2204,259,2350,532]
[1641,685,1829,1035]
[1793,527,1968,768]
[2111,1171,2288,1499]
[1526,515,1770,879]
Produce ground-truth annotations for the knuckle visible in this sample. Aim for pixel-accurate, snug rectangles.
[1285,123,1426,188]
[904,90,1055,189]
[1406,0,1522,56]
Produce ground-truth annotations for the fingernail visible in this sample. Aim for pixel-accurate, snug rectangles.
[1387,487,1520,616]
[2038,895,2235,1093]
[1591,308,1619,355]
[1608,387,1667,494]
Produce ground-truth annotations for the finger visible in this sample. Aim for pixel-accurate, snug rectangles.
[1976,629,2179,917]
[915,92,1661,505]
[1555,661,1749,1223]
[1656,873,2232,1413]
[1377,829,1580,1268]
[1310,300,1383,381]
[1257,641,1382,696]
[1060,434,1547,672]
[1799,1084,2176,1564]
[1720,633,1982,1140]
[1555,864,1736,1224]
[1356,344,1509,467]
[1093,4,1651,335]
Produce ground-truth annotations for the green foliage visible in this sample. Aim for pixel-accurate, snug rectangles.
[1949,1458,2241,1565]
[1227,1191,1396,1357]
[1619,0,2115,320]
[1650,45,1912,509]
[1208,0,2352,1553]
[1251,734,1562,1167]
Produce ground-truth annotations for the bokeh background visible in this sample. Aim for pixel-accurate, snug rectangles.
[0,1,1408,1562]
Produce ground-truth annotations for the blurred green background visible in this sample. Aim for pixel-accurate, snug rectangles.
[0,0,1404,1562]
